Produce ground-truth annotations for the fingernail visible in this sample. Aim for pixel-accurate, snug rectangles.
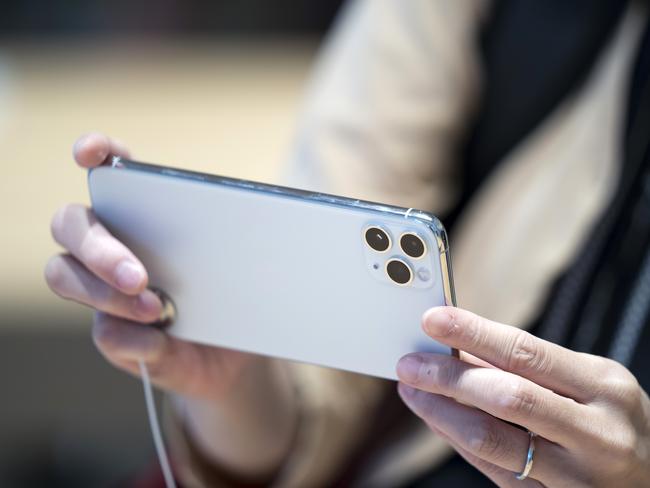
[135,290,162,320]
[397,354,422,383]
[423,307,454,336]
[115,260,145,291]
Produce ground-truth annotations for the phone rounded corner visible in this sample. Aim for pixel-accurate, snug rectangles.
[406,213,448,251]
[87,165,108,189]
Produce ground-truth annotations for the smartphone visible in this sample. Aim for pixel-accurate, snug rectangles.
[88,157,457,380]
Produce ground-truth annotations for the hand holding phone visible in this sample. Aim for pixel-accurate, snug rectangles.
[45,133,299,477]
[45,132,456,479]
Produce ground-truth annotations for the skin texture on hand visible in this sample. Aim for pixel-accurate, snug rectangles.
[45,133,297,480]
[397,307,650,488]
[48,134,650,486]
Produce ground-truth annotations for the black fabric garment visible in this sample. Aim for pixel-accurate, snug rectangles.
[407,5,650,488]
[536,17,650,384]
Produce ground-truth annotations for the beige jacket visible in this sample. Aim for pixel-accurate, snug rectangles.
[169,1,646,486]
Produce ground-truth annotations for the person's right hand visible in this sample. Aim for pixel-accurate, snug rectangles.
[44,133,297,477]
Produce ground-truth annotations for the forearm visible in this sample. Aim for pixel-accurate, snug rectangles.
[170,357,298,480]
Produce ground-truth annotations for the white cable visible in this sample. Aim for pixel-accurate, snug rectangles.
[139,359,178,488]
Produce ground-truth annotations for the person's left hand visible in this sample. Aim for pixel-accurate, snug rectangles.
[396,306,650,487]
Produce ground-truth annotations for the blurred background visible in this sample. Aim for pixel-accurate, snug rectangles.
[0,2,342,486]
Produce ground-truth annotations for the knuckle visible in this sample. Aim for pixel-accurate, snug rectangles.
[617,430,640,462]
[434,359,460,391]
[501,382,537,417]
[507,332,548,374]
[604,427,640,474]
[467,418,505,460]
[597,359,641,408]
[461,311,484,348]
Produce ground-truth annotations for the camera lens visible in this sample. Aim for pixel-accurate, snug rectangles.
[400,233,426,259]
[365,227,391,252]
[386,259,413,285]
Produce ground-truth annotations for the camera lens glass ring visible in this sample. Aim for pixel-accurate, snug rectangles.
[399,232,427,259]
[385,258,413,285]
[364,226,391,253]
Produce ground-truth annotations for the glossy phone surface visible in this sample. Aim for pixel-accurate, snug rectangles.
[88,158,456,380]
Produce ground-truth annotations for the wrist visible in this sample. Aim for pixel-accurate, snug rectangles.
[170,358,298,478]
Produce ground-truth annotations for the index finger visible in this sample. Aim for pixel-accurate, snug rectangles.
[73,132,131,168]
[422,307,601,403]
[51,204,148,295]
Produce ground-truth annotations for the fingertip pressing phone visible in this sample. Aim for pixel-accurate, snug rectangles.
[88,157,457,380]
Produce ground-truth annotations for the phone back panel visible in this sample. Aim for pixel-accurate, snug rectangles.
[89,162,455,380]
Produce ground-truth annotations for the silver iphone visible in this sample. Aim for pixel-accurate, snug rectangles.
[88,157,457,380]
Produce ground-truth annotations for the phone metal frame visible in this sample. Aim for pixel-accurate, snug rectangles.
[97,156,459,358]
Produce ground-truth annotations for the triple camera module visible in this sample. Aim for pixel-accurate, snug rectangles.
[364,226,427,285]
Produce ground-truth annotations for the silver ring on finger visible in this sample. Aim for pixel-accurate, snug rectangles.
[515,431,537,480]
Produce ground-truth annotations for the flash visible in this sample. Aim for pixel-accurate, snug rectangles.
[416,267,431,282]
